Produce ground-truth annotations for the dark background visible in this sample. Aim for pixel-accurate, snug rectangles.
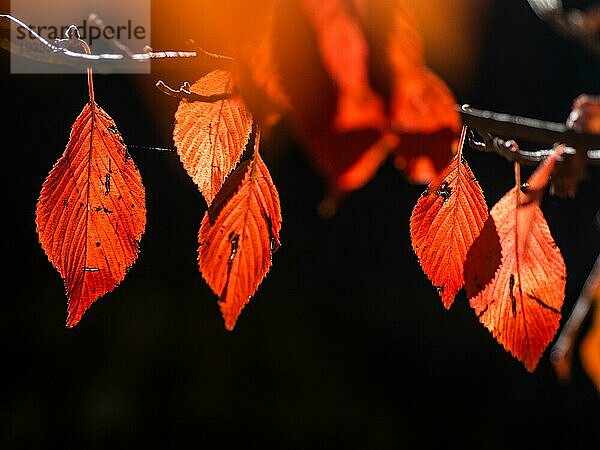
[2,1,599,449]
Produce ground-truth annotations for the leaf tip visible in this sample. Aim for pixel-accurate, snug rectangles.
[441,298,454,310]
[220,304,240,331]
[437,286,454,309]
[65,312,81,329]
[523,357,541,373]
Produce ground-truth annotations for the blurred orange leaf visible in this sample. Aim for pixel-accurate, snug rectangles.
[269,0,460,207]
[239,9,292,129]
[387,5,460,184]
[301,0,386,132]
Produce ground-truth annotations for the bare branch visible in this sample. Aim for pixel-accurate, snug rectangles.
[155,80,232,103]
[466,131,585,165]
[460,105,600,165]
[551,255,600,381]
[0,14,216,72]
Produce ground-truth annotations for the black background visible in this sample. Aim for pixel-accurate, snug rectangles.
[2,1,599,449]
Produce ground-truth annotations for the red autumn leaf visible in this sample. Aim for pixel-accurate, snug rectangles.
[300,0,386,132]
[173,69,253,206]
[410,127,488,308]
[36,102,146,327]
[465,149,566,371]
[198,139,281,330]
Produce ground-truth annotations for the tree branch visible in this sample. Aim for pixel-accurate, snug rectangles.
[460,105,600,165]
[0,14,234,72]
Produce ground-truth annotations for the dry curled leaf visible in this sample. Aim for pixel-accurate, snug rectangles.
[198,144,281,330]
[36,103,146,327]
[410,127,488,308]
[174,69,253,206]
[465,150,566,371]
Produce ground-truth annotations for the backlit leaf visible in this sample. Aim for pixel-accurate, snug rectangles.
[174,69,253,205]
[36,103,146,327]
[198,141,281,330]
[410,127,488,308]
[465,150,566,371]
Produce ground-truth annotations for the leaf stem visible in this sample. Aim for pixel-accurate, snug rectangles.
[250,128,262,178]
[61,26,95,104]
[457,125,468,159]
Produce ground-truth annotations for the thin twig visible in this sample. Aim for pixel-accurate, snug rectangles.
[0,14,122,59]
[551,255,600,380]
[127,144,175,152]
[460,105,600,148]
[467,131,586,166]
[155,80,232,102]
[460,105,600,165]
[0,14,204,72]
[86,13,134,58]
